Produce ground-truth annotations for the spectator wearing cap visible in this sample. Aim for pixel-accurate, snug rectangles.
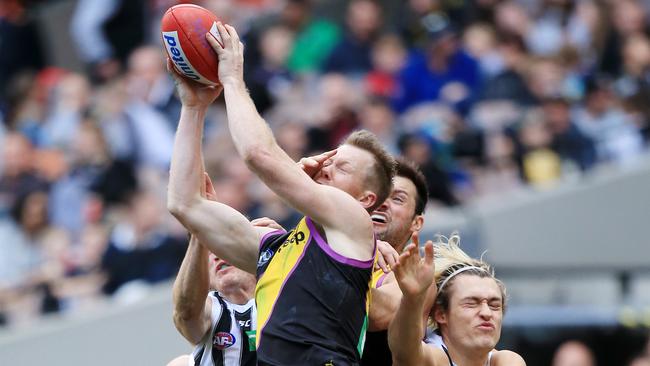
[393,13,481,114]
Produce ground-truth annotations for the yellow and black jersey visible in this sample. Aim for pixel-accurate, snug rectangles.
[371,267,389,289]
[361,268,392,366]
[255,217,374,366]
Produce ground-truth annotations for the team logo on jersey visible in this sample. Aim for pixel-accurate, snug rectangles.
[213,332,236,350]
[257,249,274,267]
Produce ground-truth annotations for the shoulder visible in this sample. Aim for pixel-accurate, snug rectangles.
[492,350,526,366]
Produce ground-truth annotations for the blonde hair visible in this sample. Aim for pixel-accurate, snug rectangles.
[429,233,507,329]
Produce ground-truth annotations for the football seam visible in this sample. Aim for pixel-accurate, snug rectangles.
[169,7,218,83]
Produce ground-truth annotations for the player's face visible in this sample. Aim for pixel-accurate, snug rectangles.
[439,275,503,353]
[209,254,256,291]
[314,144,377,206]
[371,176,421,250]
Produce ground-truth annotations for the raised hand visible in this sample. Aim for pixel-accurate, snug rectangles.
[297,149,337,178]
[206,22,244,86]
[393,232,436,298]
[167,58,222,109]
[375,240,399,274]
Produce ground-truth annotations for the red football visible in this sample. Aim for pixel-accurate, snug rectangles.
[160,4,223,85]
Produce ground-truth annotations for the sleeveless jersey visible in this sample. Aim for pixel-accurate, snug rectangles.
[424,329,493,366]
[360,268,392,366]
[255,217,375,365]
[190,292,257,366]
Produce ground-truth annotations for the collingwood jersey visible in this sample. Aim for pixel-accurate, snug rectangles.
[255,217,374,365]
[425,329,493,366]
[190,292,257,366]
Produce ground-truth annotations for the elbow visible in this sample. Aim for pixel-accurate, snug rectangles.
[167,191,200,220]
[242,144,273,170]
[167,198,188,219]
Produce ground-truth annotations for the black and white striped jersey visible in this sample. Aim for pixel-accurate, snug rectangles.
[190,292,257,366]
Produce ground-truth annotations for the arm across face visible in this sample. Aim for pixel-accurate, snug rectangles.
[206,23,378,261]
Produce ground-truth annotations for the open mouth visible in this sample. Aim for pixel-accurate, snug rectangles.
[215,259,231,272]
[371,213,388,224]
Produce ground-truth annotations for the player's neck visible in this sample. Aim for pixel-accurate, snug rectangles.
[444,338,490,366]
[221,285,254,305]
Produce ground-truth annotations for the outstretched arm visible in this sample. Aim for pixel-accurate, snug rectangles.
[172,234,212,345]
[166,62,270,273]
[206,23,374,258]
[388,234,439,366]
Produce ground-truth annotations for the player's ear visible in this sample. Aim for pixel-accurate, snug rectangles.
[358,191,377,210]
[410,215,424,232]
[434,306,447,326]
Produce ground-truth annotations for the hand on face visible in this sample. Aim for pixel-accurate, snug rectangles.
[206,22,244,86]
[297,149,337,178]
[393,232,436,298]
[167,58,222,109]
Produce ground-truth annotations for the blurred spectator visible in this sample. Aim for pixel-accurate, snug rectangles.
[281,0,340,74]
[70,0,147,83]
[246,25,294,114]
[543,97,597,171]
[599,0,649,77]
[0,0,45,115]
[574,78,644,164]
[394,0,440,49]
[393,13,481,114]
[0,189,50,287]
[275,121,309,161]
[470,132,522,197]
[365,34,407,99]
[0,188,70,323]
[478,32,536,105]
[101,190,185,296]
[515,108,562,186]
[0,133,47,216]
[126,46,179,125]
[494,1,531,39]
[323,0,382,74]
[614,34,650,101]
[40,72,92,149]
[398,131,458,206]
[525,0,594,58]
[524,57,570,101]
[358,98,400,154]
[552,340,596,366]
[95,51,175,169]
[49,119,136,236]
[307,73,360,151]
[463,23,501,78]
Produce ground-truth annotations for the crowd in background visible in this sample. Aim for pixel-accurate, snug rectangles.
[0,0,649,330]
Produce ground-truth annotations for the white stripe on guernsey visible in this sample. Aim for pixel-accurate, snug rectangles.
[191,293,256,366]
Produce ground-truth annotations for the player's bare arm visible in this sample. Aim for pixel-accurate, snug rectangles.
[166,62,275,273]
[172,234,213,345]
[206,22,375,261]
[389,234,449,366]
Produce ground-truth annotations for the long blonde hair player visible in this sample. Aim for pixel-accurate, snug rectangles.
[388,234,526,366]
